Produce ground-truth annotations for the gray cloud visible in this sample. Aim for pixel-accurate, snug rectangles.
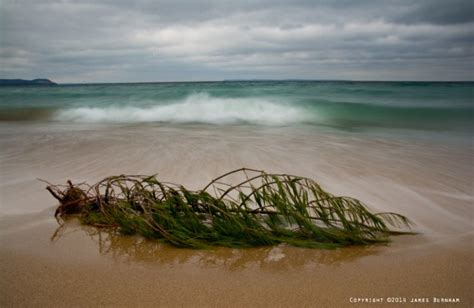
[0,0,473,82]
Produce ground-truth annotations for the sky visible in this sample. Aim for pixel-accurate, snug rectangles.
[0,0,473,83]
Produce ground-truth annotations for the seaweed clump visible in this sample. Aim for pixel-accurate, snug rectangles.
[45,168,412,249]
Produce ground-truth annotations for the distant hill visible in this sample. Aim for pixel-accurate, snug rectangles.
[0,79,57,86]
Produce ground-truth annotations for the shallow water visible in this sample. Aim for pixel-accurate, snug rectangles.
[1,122,472,238]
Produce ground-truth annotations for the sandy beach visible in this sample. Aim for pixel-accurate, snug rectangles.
[1,122,472,307]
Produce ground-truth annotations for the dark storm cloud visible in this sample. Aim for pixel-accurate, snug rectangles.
[393,0,474,25]
[0,0,472,82]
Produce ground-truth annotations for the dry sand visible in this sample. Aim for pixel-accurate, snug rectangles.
[1,123,473,307]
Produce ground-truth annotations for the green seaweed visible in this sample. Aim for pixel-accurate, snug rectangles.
[45,168,413,249]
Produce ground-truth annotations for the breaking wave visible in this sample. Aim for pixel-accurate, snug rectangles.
[53,93,311,125]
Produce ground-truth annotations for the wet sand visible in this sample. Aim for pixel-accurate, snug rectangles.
[1,122,473,307]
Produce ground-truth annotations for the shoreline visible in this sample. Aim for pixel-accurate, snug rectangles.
[1,123,472,306]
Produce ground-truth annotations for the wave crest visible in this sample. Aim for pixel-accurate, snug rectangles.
[54,93,310,125]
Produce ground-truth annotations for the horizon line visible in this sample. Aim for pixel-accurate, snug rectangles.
[58,79,474,85]
[2,78,474,85]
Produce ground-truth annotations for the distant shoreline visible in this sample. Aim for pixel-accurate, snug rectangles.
[2,79,473,86]
[0,79,57,86]
[30,80,474,86]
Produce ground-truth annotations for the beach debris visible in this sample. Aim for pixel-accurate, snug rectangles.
[45,168,413,248]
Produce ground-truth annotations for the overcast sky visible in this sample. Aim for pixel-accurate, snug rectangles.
[0,0,473,83]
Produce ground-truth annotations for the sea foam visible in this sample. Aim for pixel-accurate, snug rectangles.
[53,92,310,125]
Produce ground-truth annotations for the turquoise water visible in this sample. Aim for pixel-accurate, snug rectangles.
[0,81,472,138]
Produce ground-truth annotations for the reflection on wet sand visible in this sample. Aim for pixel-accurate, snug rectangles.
[51,218,383,270]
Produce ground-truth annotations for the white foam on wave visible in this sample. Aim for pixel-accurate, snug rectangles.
[53,93,311,125]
